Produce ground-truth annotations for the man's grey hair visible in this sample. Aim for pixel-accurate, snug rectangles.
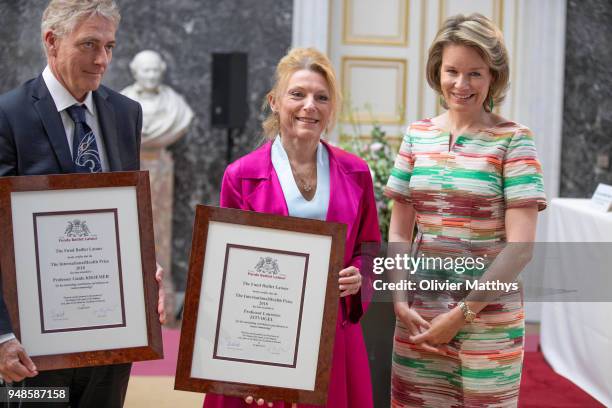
[41,0,120,48]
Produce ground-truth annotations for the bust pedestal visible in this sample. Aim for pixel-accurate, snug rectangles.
[141,147,177,326]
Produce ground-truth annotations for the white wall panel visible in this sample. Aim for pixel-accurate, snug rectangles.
[342,58,406,124]
[344,0,408,45]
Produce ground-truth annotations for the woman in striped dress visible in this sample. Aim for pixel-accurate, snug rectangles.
[384,14,546,407]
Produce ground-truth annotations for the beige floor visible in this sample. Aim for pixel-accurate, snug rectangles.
[125,376,203,408]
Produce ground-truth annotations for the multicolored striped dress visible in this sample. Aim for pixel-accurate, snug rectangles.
[384,119,546,407]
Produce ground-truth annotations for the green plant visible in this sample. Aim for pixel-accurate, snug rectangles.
[340,123,396,241]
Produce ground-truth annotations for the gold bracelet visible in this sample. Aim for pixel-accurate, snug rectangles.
[458,301,476,323]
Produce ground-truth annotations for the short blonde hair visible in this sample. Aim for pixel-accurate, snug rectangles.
[262,47,341,139]
[41,0,120,50]
[426,13,509,112]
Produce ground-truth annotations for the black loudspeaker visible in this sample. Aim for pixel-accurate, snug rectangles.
[211,52,248,128]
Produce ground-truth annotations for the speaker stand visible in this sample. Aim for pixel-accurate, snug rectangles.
[226,128,234,164]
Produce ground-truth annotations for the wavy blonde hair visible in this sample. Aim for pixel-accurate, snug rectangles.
[262,47,341,139]
[426,13,509,112]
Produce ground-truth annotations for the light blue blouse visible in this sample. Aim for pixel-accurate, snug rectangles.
[271,136,330,221]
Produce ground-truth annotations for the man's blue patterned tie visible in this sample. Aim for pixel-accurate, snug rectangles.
[66,104,102,173]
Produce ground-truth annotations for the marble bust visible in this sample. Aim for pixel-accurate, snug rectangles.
[121,50,194,149]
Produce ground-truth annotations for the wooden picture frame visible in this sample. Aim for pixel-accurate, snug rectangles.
[0,171,162,370]
[175,206,346,405]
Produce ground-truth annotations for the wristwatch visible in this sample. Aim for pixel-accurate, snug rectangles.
[458,301,476,323]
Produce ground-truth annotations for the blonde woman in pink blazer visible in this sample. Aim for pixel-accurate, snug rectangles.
[203,48,381,408]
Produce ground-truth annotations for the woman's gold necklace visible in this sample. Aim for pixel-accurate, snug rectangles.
[299,179,314,192]
[290,165,316,193]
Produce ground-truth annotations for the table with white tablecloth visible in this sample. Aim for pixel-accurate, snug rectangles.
[540,198,612,406]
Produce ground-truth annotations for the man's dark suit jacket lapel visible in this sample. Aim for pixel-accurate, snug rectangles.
[31,75,123,173]
[93,87,122,171]
[31,75,75,173]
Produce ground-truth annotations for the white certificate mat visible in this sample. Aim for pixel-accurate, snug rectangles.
[11,187,147,356]
[191,221,331,391]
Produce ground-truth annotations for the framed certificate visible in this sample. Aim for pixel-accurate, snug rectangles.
[0,171,163,370]
[175,206,346,405]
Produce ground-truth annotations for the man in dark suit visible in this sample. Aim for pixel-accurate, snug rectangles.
[0,1,165,406]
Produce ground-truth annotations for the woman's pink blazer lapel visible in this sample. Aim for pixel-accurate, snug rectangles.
[324,141,362,264]
[240,142,289,216]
